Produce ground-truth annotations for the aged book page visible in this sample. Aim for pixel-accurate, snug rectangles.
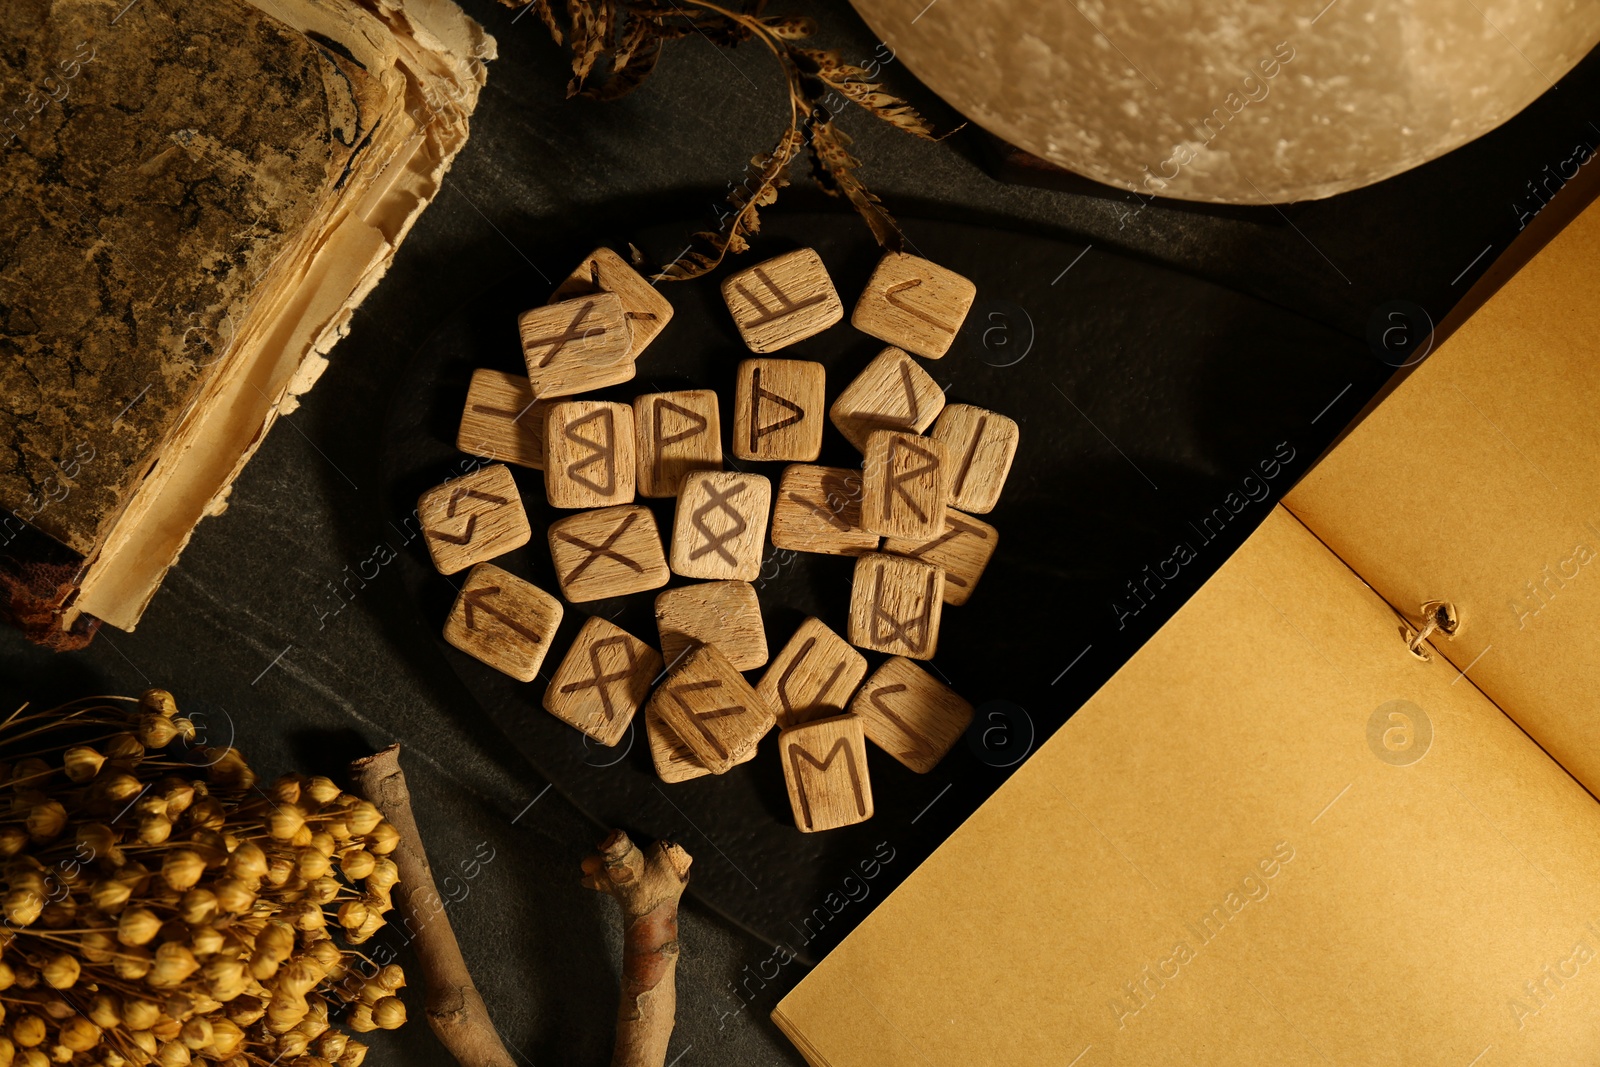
[776,507,1600,1066]
[1285,198,1600,796]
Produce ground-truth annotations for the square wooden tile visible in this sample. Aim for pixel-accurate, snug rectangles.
[548,246,674,358]
[519,291,635,399]
[543,617,662,746]
[418,464,532,575]
[547,505,670,602]
[769,464,880,557]
[779,715,874,832]
[721,248,843,352]
[645,706,759,783]
[882,507,998,606]
[646,643,774,774]
[633,390,722,498]
[861,430,950,540]
[849,656,973,774]
[654,580,767,671]
[829,347,946,452]
[544,401,637,509]
[848,553,944,660]
[669,471,772,582]
[733,359,826,462]
[757,617,868,729]
[931,404,1019,514]
[851,252,976,359]
[457,368,550,470]
[442,563,563,682]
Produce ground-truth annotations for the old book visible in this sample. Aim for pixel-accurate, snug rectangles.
[775,198,1600,1062]
[0,0,491,646]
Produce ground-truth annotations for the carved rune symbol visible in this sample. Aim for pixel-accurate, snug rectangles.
[689,481,749,565]
[871,563,938,653]
[734,266,827,328]
[555,510,643,583]
[560,635,641,722]
[788,738,867,830]
[904,515,990,588]
[667,678,746,759]
[563,409,617,495]
[460,586,544,645]
[525,300,607,368]
[882,437,942,524]
[654,398,708,452]
[470,400,535,423]
[884,278,958,336]
[868,684,938,764]
[788,471,862,532]
[427,487,509,545]
[952,414,989,497]
[776,637,848,718]
[748,366,804,451]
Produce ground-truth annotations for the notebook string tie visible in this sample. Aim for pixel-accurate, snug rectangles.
[1401,600,1459,660]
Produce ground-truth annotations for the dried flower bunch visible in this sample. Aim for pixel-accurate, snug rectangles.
[0,690,408,1067]
[500,0,953,279]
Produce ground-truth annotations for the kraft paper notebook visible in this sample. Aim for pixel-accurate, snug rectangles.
[774,200,1600,1064]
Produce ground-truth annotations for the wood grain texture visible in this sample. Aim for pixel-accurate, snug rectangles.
[645,705,759,783]
[733,359,826,462]
[442,563,563,682]
[549,246,674,359]
[543,616,663,746]
[544,400,637,509]
[654,580,768,671]
[779,714,875,832]
[721,248,843,352]
[882,507,998,606]
[519,291,635,399]
[546,504,670,602]
[848,656,973,773]
[646,643,774,774]
[769,464,880,557]
[669,471,772,582]
[861,430,951,541]
[829,347,946,453]
[633,390,721,498]
[851,252,976,359]
[848,553,945,660]
[757,617,868,729]
[457,368,550,470]
[930,403,1019,514]
[418,464,532,575]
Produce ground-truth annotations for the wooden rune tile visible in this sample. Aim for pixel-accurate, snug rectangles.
[633,389,722,498]
[721,248,843,352]
[654,580,768,671]
[544,400,637,509]
[851,252,976,360]
[442,563,563,682]
[861,430,950,541]
[757,617,868,729]
[548,246,674,359]
[930,403,1019,514]
[733,358,826,462]
[849,656,973,774]
[519,290,635,399]
[669,471,772,582]
[417,464,532,575]
[646,643,774,774]
[456,368,551,470]
[882,507,998,606]
[769,464,880,557]
[543,616,662,746]
[547,505,670,602]
[646,706,759,783]
[848,553,944,660]
[829,346,946,453]
[780,714,874,833]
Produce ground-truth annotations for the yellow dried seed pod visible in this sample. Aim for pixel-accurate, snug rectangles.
[206,750,255,791]
[305,877,340,905]
[24,801,66,841]
[225,841,267,881]
[339,1040,367,1067]
[79,932,116,964]
[184,798,225,832]
[137,815,172,846]
[277,1032,310,1059]
[113,946,152,981]
[189,924,224,959]
[325,818,352,843]
[179,888,217,926]
[277,959,325,998]
[134,795,168,818]
[0,1036,12,1067]
[264,855,295,887]
[88,994,120,1030]
[367,823,400,856]
[346,802,381,837]
[162,782,195,817]
[155,1039,190,1067]
[296,849,331,882]
[58,1016,100,1052]
[371,996,405,1030]
[269,779,302,807]
[62,746,105,783]
[138,689,180,719]
[117,908,161,947]
[91,878,132,913]
[2,890,41,927]
[347,911,385,945]
[338,850,375,882]
[76,820,118,857]
[375,964,405,993]
[224,996,265,1028]
[305,778,340,806]
[257,922,294,960]
[336,901,368,932]
[11,759,50,785]
[130,1029,157,1055]
[41,954,78,990]
[0,962,13,991]
[0,828,27,859]
[146,943,200,989]
[289,824,314,849]
[172,717,196,741]
[308,831,336,857]
[208,1019,244,1058]
[212,878,255,916]
[366,857,398,892]
[265,989,308,1034]
[136,714,178,748]
[14,1050,42,1067]
[94,773,143,804]
[178,1018,210,1051]
[345,1004,375,1034]
[317,1032,347,1061]
[162,850,205,892]
[8,1016,43,1048]
[203,957,246,1001]
[38,899,74,929]
[267,806,306,842]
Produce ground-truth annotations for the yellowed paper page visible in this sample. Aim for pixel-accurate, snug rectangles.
[1285,199,1600,794]
[776,507,1600,1066]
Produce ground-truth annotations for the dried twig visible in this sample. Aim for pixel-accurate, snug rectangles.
[350,745,517,1067]
[582,831,693,1067]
